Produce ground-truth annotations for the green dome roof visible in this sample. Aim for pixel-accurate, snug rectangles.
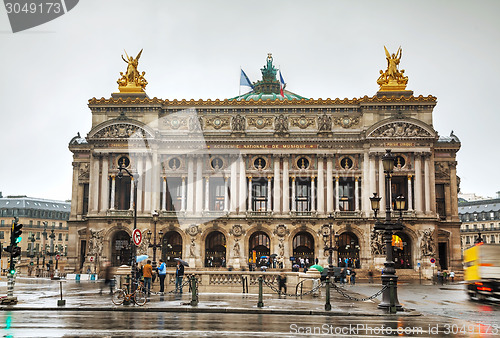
[229,54,308,102]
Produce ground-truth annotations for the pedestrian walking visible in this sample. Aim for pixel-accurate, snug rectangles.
[368,269,374,284]
[158,259,167,294]
[175,260,184,293]
[104,261,115,294]
[340,268,346,285]
[350,269,356,285]
[437,270,443,285]
[143,260,153,296]
[278,272,287,296]
[450,271,455,283]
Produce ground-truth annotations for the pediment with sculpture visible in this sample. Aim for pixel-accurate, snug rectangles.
[367,120,435,139]
[91,123,153,139]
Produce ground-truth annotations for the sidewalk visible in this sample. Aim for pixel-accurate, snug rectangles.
[0,277,420,317]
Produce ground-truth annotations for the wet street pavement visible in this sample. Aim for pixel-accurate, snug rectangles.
[0,277,499,337]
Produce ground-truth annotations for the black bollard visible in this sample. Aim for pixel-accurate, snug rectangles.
[57,281,66,306]
[190,275,198,306]
[257,276,264,308]
[325,277,331,311]
[389,280,396,314]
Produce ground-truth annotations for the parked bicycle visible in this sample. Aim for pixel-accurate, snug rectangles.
[112,280,147,306]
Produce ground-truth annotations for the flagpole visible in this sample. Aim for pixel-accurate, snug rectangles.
[239,67,241,96]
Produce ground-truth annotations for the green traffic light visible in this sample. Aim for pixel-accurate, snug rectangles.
[9,269,15,275]
[15,237,22,243]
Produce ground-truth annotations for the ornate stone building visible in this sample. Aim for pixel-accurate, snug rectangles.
[68,50,461,276]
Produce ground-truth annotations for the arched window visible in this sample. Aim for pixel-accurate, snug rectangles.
[111,230,131,267]
[162,231,182,267]
[205,231,226,267]
[292,232,315,265]
[338,232,360,268]
[393,232,412,269]
[249,231,270,265]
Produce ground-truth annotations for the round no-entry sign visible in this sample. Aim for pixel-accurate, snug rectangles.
[430,258,436,264]
[55,254,60,260]
[132,229,142,246]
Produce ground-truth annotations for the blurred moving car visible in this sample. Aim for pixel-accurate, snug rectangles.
[464,243,500,301]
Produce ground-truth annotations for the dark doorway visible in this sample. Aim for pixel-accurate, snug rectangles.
[80,240,86,270]
[111,230,131,267]
[338,232,360,268]
[438,242,448,270]
[249,231,270,266]
[393,232,412,269]
[292,232,314,265]
[162,231,182,267]
[205,231,226,267]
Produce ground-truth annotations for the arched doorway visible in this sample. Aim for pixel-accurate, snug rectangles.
[111,230,131,267]
[205,231,226,267]
[393,232,412,269]
[292,232,314,267]
[338,232,360,268]
[162,231,182,267]
[249,231,270,267]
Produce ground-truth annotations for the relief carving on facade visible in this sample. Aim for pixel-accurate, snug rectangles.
[274,114,289,134]
[370,231,384,255]
[434,162,450,180]
[420,229,435,257]
[78,163,90,180]
[189,115,203,131]
[163,116,188,130]
[317,114,332,131]
[186,224,201,237]
[231,114,246,132]
[233,238,241,258]
[369,122,431,138]
[229,224,244,237]
[247,116,273,129]
[334,115,359,129]
[137,230,150,256]
[87,229,105,259]
[278,238,284,257]
[274,224,288,237]
[190,239,196,257]
[290,115,315,129]
[94,124,149,139]
[205,116,230,130]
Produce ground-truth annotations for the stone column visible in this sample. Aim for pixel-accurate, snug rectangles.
[239,156,246,213]
[326,156,333,213]
[414,154,423,213]
[247,176,253,212]
[311,176,316,212]
[129,177,135,210]
[378,155,385,212]
[291,176,296,212]
[224,177,229,212]
[152,152,160,212]
[100,155,109,212]
[282,157,290,213]
[110,175,116,210]
[449,161,459,222]
[89,154,100,214]
[186,156,194,213]
[144,156,152,213]
[267,176,272,212]
[273,156,280,214]
[230,157,237,213]
[335,176,340,211]
[162,177,167,211]
[369,154,376,197]
[181,176,186,212]
[317,156,325,214]
[70,163,79,217]
[137,156,144,213]
[354,177,359,211]
[205,176,210,212]
[361,151,369,214]
[195,157,203,213]
[444,183,452,220]
[424,154,431,214]
[407,175,413,211]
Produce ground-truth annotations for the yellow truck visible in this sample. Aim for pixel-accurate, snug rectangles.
[463,244,500,300]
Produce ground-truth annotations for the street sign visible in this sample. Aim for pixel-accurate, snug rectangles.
[132,229,142,246]
[417,262,421,268]
[89,256,94,262]
[430,258,436,264]
[55,254,60,260]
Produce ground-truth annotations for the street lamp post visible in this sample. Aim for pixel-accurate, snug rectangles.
[147,210,162,269]
[49,227,55,273]
[41,223,47,274]
[117,164,138,290]
[28,233,35,276]
[323,214,339,311]
[369,149,404,313]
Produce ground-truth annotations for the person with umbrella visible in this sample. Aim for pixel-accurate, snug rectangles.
[175,258,185,293]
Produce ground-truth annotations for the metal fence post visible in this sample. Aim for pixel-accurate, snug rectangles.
[325,277,331,311]
[257,276,264,308]
[389,280,396,314]
[57,281,66,306]
[190,275,198,306]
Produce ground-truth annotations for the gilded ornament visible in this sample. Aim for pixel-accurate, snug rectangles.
[290,115,315,129]
[248,116,272,129]
[334,115,359,129]
[117,49,148,93]
[206,116,230,130]
[369,122,431,138]
[377,46,409,91]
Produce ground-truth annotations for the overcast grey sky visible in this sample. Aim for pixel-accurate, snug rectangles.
[0,0,499,201]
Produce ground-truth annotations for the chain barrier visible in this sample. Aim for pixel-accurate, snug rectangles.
[330,282,388,302]
[147,277,192,296]
[263,279,325,298]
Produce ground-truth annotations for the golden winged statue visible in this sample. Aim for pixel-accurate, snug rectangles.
[377,46,408,91]
[117,49,147,92]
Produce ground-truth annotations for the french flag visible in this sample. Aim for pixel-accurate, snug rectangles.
[279,70,286,97]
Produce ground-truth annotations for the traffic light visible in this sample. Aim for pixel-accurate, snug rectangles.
[12,220,23,245]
